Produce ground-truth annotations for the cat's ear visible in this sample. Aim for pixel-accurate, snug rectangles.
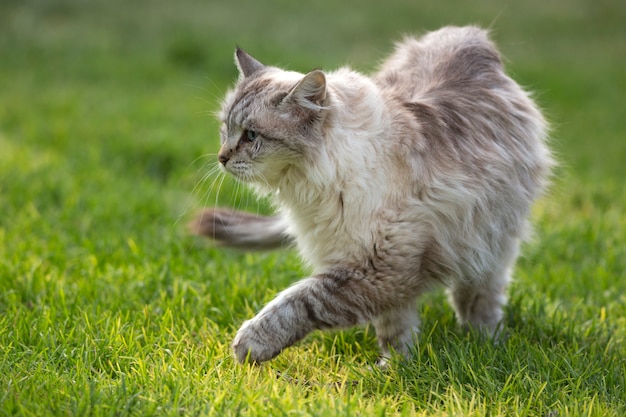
[283,70,327,110]
[235,47,265,78]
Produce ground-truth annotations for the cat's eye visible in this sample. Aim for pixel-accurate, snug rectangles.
[245,129,259,142]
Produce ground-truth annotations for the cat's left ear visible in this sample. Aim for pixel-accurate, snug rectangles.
[283,70,327,111]
[235,47,265,78]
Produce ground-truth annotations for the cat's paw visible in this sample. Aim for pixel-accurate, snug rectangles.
[232,318,282,364]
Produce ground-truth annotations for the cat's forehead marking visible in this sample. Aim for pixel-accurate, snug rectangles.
[227,76,276,129]
[225,71,302,132]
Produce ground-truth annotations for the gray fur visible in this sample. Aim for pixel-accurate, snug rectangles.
[193,26,553,364]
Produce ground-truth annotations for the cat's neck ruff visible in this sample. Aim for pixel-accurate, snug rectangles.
[269,70,398,270]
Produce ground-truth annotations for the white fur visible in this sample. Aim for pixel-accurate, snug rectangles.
[210,27,552,364]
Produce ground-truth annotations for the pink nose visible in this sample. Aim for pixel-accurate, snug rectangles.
[218,153,230,165]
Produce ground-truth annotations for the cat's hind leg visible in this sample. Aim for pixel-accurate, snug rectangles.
[447,277,509,335]
[371,302,420,366]
[447,238,520,335]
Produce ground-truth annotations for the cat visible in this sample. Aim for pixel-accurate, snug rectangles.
[191,26,553,365]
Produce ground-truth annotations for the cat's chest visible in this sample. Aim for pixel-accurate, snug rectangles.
[284,196,382,269]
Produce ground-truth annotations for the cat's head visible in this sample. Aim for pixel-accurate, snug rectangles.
[217,48,330,187]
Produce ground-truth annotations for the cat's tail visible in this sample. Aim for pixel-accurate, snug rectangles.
[189,208,292,250]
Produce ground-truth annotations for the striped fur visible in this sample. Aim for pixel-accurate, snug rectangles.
[193,26,553,364]
[190,209,291,250]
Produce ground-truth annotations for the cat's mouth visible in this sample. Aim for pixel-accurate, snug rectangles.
[222,161,256,183]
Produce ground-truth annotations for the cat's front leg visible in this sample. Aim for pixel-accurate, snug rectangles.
[232,270,381,364]
[232,294,314,364]
[232,316,302,364]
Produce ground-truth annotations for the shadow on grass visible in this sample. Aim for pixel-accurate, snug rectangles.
[269,293,625,413]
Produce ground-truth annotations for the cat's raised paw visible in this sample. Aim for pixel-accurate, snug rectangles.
[232,318,282,364]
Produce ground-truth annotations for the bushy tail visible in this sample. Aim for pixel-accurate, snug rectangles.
[189,208,292,250]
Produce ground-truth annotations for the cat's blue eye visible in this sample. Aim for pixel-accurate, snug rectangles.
[245,130,259,142]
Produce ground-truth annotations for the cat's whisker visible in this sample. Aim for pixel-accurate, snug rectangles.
[213,170,228,208]
[187,157,219,196]
[191,166,221,209]
[188,153,218,169]
[202,77,226,103]
[235,181,245,211]
[189,162,226,220]
[173,155,222,227]
[212,173,230,236]
[232,180,248,231]
[191,79,226,114]
[205,165,224,188]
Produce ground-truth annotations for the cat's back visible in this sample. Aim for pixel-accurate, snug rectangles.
[371,25,551,219]
[372,25,549,174]
[374,26,502,100]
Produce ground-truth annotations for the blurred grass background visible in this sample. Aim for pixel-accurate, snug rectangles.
[1,0,625,415]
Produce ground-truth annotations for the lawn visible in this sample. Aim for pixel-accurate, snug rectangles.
[1,0,625,415]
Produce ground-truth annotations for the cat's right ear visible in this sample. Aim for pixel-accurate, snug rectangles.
[282,70,327,111]
[235,47,265,78]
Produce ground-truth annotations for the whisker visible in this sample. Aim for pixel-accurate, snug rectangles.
[190,161,224,211]
[188,153,218,169]
[233,179,241,211]
[191,166,221,207]
[174,155,222,227]
[190,78,226,110]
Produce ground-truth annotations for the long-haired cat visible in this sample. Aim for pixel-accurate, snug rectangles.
[191,26,552,364]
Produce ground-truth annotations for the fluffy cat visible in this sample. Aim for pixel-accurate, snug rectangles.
[191,26,553,364]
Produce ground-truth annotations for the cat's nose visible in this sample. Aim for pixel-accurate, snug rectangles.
[218,146,232,165]
[218,153,230,165]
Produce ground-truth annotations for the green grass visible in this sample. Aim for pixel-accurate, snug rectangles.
[1,0,625,415]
